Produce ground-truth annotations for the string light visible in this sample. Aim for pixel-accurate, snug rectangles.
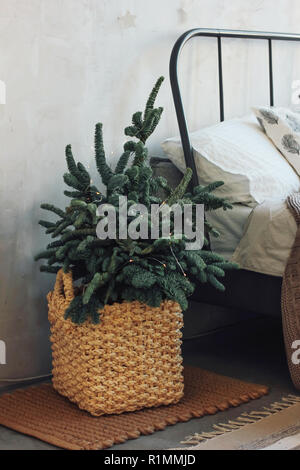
[149,257,167,268]
[170,246,187,278]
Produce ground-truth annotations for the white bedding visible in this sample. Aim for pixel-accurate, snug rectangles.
[162,115,300,205]
[206,204,254,261]
[161,111,299,277]
[231,199,297,277]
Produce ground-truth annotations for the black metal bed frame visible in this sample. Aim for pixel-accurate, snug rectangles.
[170,28,300,188]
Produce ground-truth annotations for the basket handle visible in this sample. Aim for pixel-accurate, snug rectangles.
[53,269,74,303]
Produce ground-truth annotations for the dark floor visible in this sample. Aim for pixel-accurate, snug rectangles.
[0,314,297,450]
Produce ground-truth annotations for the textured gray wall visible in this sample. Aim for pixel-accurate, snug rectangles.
[1,0,300,383]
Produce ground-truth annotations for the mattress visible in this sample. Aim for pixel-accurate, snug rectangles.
[231,198,297,277]
[150,155,295,278]
[206,203,254,260]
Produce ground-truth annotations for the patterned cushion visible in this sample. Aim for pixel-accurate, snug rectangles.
[253,106,300,176]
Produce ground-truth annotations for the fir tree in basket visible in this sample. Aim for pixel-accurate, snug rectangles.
[35,77,238,324]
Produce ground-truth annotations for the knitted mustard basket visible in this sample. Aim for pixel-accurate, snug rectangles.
[48,269,184,416]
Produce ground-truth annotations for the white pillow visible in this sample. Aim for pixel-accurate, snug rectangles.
[253,106,300,176]
[161,115,300,205]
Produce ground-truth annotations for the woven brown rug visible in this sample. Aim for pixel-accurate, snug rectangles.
[0,367,268,450]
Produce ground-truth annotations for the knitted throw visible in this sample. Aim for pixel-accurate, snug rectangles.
[282,193,300,390]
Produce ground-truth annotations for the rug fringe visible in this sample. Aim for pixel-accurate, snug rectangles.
[181,394,300,446]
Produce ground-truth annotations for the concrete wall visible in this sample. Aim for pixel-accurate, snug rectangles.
[1,0,300,382]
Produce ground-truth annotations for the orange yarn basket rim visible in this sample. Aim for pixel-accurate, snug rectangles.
[53,269,75,301]
[50,269,182,324]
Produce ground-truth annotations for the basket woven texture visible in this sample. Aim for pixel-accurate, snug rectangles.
[48,269,184,416]
[282,193,300,390]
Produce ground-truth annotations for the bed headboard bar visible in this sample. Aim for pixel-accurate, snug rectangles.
[169,28,300,187]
